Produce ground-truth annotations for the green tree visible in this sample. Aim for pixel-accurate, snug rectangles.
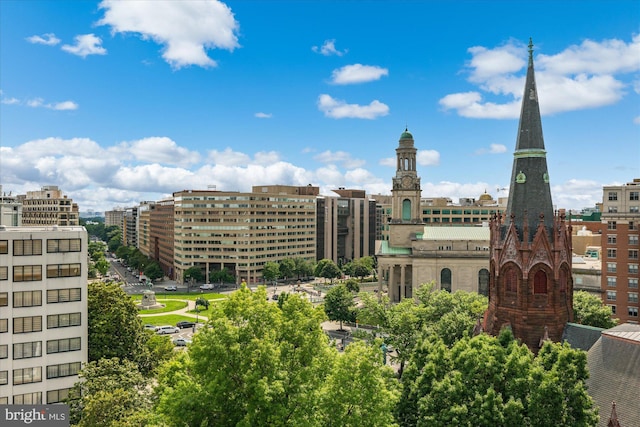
[183,266,204,283]
[293,257,315,279]
[115,245,131,262]
[195,296,210,311]
[262,261,280,284]
[315,258,342,284]
[324,284,356,330]
[573,290,617,329]
[209,267,234,284]
[353,256,374,281]
[94,258,110,276]
[345,278,360,293]
[68,358,154,427]
[144,262,164,281]
[279,257,296,281]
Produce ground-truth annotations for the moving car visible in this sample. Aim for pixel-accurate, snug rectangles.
[164,285,177,291]
[155,325,180,335]
[199,284,214,290]
[173,338,192,347]
[176,320,195,329]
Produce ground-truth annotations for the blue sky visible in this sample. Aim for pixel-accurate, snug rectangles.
[1,0,639,214]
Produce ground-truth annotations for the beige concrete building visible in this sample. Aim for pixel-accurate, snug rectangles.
[104,208,124,229]
[137,202,156,258]
[0,225,88,405]
[172,186,317,285]
[17,186,79,227]
[0,186,22,226]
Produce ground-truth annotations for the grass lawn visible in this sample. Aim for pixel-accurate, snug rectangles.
[136,300,187,314]
[139,314,204,326]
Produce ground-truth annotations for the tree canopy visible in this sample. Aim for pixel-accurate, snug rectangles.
[324,284,356,330]
[315,258,342,283]
[573,290,617,329]
[183,266,204,283]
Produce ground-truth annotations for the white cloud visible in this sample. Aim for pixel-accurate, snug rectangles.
[26,33,60,46]
[634,116,640,125]
[61,34,107,58]
[51,101,78,111]
[98,0,240,69]
[207,148,251,166]
[330,64,389,85]
[122,137,201,167]
[1,97,20,105]
[254,112,272,118]
[24,97,79,111]
[317,94,389,119]
[314,150,366,169]
[475,143,508,155]
[440,35,640,119]
[312,39,347,56]
[417,150,440,166]
[379,157,395,167]
[253,151,281,165]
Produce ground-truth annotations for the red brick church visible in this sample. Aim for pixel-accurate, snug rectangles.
[483,39,573,351]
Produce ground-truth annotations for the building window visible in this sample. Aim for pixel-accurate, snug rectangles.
[629,235,639,246]
[631,206,640,213]
[440,268,452,292]
[47,362,81,379]
[608,192,618,201]
[13,341,42,360]
[608,304,617,314]
[13,392,42,405]
[13,239,42,256]
[629,292,639,303]
[13,316,42,334]
[0,319,7,333]
[0,266,7,280]
[628,307,639,318]
[13,291,42,308]
[0,240,7,254]
[631,222,638,231]
[0,292,7,307]
[478,269,489,297]
[47,337,81,354]
[629,250,639,260]
[505,267,518,293]
[13,367,42,385]
[606,290,617,301]
[0,345,7,359]
[629,264,639,274]
[47,312,81,329]
[607,262,617,273]
[47,238,82,253]
[13,265,42,282]
[607,249,617,258]
[47,288,81,304]
[534,270,547,294]
[630,278,639,289]
[0,371,7,385]
[46,263,81,278]
[607,235,617,244]
[608,206,618,213]
[607,221,617,230]
[630,191,639,201]
[47,388,72,404]
[607,277,617,287]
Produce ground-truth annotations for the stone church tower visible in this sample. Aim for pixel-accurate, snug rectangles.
[389,128,424,248]
[484,39,573,351]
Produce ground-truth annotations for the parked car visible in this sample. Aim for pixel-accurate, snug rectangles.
[199,284,214,290]
[173,338,192,347]
[155,325,180,335]
[143,324,156,331]
[164,285,177,291]
[176,320,195,329]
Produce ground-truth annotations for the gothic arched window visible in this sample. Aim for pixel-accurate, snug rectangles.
[505,266,518,293]
[402,199,411,221]
[534,270,547,294]
[441,268,452,292]
[478,268,489,296]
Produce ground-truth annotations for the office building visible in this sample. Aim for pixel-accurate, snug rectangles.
[0,186,22,226]
[17,186,79,227]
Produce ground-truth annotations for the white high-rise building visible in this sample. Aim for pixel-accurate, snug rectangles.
[0,225,88,405]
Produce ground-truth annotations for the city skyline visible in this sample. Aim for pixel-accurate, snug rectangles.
[1,0,639,213]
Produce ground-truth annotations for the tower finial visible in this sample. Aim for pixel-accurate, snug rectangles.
[528,38,534,66]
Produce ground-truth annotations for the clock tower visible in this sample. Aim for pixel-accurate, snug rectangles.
[389,128,424,247]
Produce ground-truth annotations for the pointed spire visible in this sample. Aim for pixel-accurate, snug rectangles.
[504,38,554,242]
[607,402,621,427]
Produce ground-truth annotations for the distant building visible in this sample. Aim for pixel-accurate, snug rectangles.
[17,186,79,227]
[149,199,174,279]
[484,40,573,352]
[0,186,22,226]
[104,208,125,229]
[601,178,640,324]
[316,188,377,265]
[137,202,156,258]
[0,225,88,405]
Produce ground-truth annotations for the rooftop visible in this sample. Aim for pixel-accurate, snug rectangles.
[416,226,490,241]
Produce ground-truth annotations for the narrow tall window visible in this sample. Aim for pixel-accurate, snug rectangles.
[534,270,547,294]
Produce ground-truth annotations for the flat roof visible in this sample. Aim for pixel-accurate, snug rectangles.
[416,226,490,241]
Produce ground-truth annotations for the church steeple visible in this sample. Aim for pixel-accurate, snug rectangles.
[391,128,422,223]
[504,37,554,241]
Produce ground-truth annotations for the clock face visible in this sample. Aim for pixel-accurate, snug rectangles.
[402,176,412,187]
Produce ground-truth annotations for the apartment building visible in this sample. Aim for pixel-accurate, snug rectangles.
[149,199,175,279]
[137,202,156,258]
[0,225,88,405]
[17,186,79,227]
[601,179,640,323]
[104,209,125,229]
[172,186,317,284]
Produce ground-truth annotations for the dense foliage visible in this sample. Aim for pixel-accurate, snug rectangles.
[573,290,617,329]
